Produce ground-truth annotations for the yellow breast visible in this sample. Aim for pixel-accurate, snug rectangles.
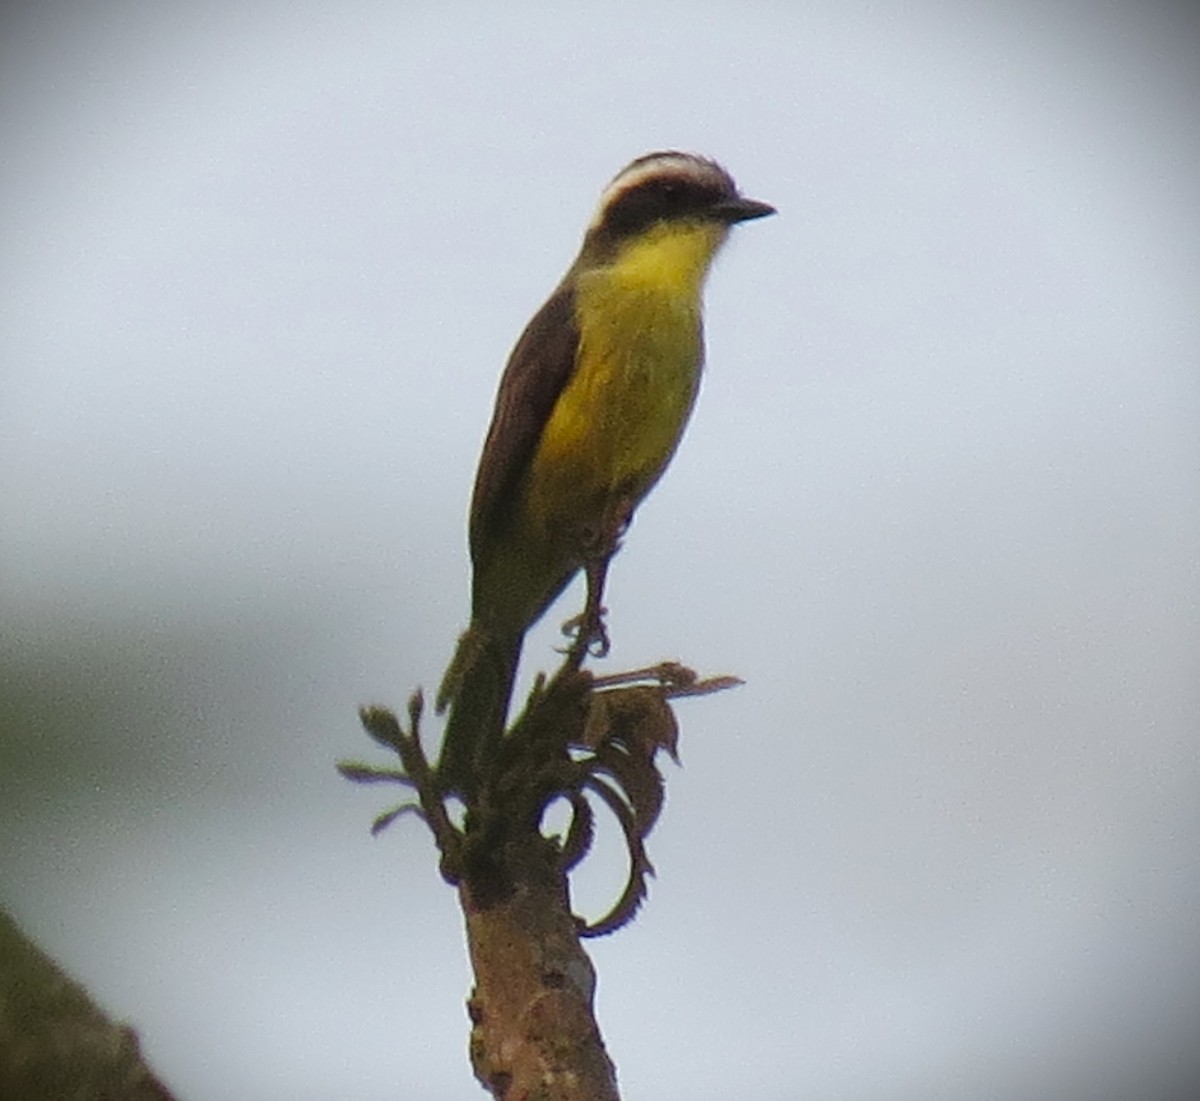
[526,219,726,532]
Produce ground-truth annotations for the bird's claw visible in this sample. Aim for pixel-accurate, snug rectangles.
[561,609,610,659]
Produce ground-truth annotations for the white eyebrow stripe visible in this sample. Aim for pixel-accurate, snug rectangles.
[587,154,729,231]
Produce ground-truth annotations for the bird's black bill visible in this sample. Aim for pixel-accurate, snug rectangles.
[713,196,776,224]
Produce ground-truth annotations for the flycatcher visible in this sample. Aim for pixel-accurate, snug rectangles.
[437,151,774,795]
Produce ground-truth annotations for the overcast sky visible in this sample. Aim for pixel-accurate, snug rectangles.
[2,1,1198,1099]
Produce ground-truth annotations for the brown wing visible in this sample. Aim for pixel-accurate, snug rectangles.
[468,281,580,562]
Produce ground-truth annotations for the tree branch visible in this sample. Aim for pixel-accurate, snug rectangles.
[340,655,741,1098]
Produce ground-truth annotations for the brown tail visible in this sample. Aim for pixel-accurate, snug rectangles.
[436,625,522,799]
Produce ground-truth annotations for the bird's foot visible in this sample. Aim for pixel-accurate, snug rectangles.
[560,607,610,661]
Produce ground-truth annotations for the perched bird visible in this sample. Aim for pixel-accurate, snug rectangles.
[436,151,773,796]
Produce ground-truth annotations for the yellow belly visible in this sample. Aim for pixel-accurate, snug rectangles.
[472,218,723,632]
[525,278,703,535]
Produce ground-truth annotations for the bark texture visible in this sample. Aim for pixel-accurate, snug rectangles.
[461,835,619,1101]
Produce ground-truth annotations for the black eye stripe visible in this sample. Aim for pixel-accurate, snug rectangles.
[600,178,729,237]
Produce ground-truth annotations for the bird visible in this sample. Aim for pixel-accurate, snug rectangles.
[435,151,774,797]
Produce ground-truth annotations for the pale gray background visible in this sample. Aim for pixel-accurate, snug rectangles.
[2,1,1198,1099]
